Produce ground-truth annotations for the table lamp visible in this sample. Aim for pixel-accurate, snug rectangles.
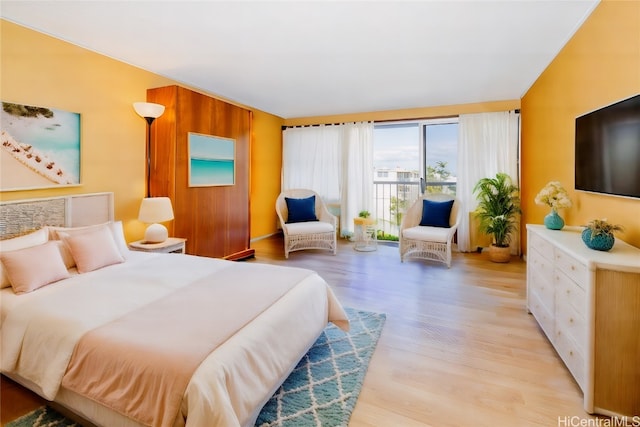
[138,197,174,243]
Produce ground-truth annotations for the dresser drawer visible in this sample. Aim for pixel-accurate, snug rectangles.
[529,248,554,286]
[555,327,586,391]
[555,301,586,357]
[529,269,555,315]
[529,232,554,262]
[554,248,588,288]
[555,269,586,319]
[529,291,555,341]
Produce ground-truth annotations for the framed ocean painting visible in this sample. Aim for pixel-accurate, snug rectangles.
[188,132,235,187]
[1,102,81,191]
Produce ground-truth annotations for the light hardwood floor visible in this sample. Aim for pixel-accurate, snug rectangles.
[1,235,602,426]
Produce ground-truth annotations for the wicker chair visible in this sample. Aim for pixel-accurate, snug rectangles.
[275,189,337,259]
[399,193,461,268]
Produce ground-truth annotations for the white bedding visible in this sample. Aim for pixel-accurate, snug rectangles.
[0,251,348,427]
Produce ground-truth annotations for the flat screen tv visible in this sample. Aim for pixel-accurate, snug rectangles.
[575,94,640,199]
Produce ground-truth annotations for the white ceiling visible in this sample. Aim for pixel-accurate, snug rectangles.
[1,0,600,119]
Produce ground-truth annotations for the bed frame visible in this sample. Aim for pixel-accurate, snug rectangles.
[0,192,114,240]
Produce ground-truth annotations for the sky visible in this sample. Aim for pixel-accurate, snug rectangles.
[373,122,458,175]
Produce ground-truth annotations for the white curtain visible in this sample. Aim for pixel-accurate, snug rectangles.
[457,111,520,254]
[282,125,342,202]
[341,122,374,236]
[282,122,374,237]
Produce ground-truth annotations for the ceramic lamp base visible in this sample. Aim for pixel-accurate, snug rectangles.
[144,223,168,243]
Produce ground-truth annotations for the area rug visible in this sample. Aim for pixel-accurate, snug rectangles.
[7,308,386,427]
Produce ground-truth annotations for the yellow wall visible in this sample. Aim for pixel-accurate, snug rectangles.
[521,0,640,249]
[0,20,284,241]
[251,111,284,238]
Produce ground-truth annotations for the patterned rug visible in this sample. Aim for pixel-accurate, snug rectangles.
[7,308,386,427]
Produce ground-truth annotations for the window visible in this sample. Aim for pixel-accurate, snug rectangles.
[422,119,458,195]
[373,119,458,239]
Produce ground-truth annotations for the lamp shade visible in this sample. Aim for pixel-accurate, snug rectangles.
[133,102,165,119]
[138,197,174,223]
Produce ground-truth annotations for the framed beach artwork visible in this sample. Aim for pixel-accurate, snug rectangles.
[188,132,235,187]
[1,102,81,191]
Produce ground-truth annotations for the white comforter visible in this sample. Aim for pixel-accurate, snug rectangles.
[0,252,348,427]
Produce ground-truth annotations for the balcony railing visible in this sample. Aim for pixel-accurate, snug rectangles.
[372,180,456,240]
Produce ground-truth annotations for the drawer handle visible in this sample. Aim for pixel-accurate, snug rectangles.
[569,318,574,324]
[571,265,576,271]
[569,350,573,356]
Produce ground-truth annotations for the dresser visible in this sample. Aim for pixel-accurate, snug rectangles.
[526,225,640,417]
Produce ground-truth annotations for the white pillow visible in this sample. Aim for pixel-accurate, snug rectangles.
[0,228,49,288]
[61,225,125,273]
[1,241,70,294]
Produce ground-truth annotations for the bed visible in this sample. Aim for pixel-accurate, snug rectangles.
[0,192,349,427]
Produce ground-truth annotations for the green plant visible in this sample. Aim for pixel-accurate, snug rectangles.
[583,218,624,238]
[473,172,521,248]
[358,210,370,218]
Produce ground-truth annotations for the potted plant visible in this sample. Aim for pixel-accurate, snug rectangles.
[355,210,374,226]
[473,172,521,263]
[581,218,624,251]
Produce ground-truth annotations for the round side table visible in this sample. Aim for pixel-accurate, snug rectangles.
[353,217,377,252]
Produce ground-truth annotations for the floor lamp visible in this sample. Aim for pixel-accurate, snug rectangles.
[133,102,165,198]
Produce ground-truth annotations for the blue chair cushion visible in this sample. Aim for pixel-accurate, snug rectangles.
[419,199,454,228]
[285,195,318,223]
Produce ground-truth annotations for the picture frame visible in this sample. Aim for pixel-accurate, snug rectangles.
[188,132,235,187]
[1,101,81,191]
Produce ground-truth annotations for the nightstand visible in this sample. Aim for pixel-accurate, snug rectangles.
[128,237,187,254]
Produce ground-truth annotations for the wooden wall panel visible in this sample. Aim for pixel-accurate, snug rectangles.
[147,85,253,259]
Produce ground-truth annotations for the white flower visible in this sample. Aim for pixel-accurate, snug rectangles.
[535,181,572,210]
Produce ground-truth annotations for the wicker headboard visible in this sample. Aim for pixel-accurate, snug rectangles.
[0,192,114,240]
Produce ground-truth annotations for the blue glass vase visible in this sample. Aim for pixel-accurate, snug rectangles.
[544,209,564,230]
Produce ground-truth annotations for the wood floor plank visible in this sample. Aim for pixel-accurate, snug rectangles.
[1,235,604,426]
[251,236,601,427]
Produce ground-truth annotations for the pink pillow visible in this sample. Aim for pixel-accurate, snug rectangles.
[0,228,49,288]
[54,240,76,269]
[61,225,125,273]
[1,241,70,294]
[49,221,129,258]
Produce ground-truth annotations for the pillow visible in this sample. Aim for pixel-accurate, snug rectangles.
[54,240,76,269]
[0,228,49,289]
[49,221,129,260]
[1,241,70,294]
[60,225,125,274]
[285,196,318,223]
[419,199,454,228]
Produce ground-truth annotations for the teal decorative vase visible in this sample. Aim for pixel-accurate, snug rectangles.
[544,209,564,230]
[581,229,615,251]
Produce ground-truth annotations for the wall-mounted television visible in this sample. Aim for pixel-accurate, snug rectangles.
[575,94,640,199]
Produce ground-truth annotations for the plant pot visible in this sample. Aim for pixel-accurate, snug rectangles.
[581,229,615,251]
[489,245,511,263]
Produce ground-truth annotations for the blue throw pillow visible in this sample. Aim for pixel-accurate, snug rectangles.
[285,195,318,223]
[419,199,454,228]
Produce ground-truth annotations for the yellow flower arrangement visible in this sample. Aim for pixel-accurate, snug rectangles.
[535,181,572,210]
